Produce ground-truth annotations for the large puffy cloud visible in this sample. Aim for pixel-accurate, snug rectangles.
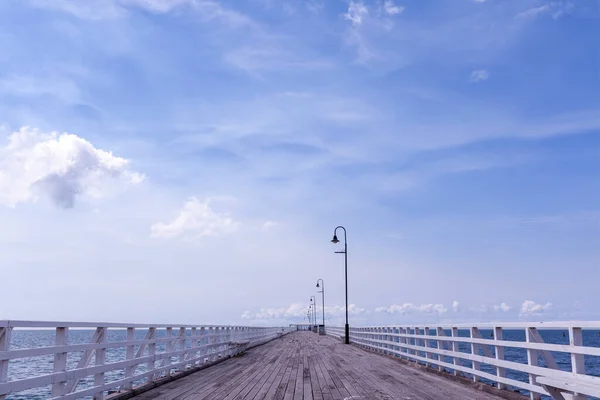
[0,127,143,208]
[520,300,552,316]
[375,303,448,315]
[150,197,240,239]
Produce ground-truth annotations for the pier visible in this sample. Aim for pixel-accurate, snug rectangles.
[2,320,600,399]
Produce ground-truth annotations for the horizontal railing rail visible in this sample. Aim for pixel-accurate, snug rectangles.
[0,320,294,400]
[326,322,600,400]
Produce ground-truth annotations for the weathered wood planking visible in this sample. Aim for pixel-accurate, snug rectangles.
[133,331,508,400]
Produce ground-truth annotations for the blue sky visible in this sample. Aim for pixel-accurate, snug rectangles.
[0,0,599,326]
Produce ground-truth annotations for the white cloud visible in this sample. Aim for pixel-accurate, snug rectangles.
[242,303,366,320]
[470,69,489,83]
[375,303,448,315]
[0,127,143,208]
[383,0,404,15]
[29,0,254,26]
[515,2,574,20]
[0,75,80,103]
[493,302,512,312]
[262,220,279,230]
[520,300,552,315]
[150,197,240,239]
[344,1,369,26]
[452,300,460,312]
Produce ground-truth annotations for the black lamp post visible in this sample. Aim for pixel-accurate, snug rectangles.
[316,279,325,328]
[310,296,317,328]
[331,226,349,344]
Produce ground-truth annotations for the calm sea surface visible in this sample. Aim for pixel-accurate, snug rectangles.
[5,329,600,399]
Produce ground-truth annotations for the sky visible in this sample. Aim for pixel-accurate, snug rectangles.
[0,0,599,327]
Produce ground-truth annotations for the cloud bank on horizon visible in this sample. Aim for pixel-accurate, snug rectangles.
[0,0,598,324]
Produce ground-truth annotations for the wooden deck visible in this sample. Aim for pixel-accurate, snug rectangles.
[133,331,505,400]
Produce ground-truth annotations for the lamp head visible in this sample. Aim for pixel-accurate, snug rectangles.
[316,282,320,288]
[331,234,339,244]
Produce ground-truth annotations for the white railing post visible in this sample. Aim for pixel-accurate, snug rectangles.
[451,327,459,376]
[178,327,187,370]
[52,327,69,397]
[163,327,173,378]
[424,327,432,368]
[406,326,413,359]
[494,327,506,390]
[210,327,217,362]
[570,326,586,400]
[415,327,422,364]
[93,327,107,400]
[190,327,197,365]
[147,327,157,381]
[402,327,408,359]
[124,327,135,390]
[470,327,480,383]
[526,327,541,400]
[0,327,12,400]
[435,327,443,372]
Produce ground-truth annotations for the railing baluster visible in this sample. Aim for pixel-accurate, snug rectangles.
[52,327,68,397]
[570,326,585,400]
[451,327,459,376]
[494,327,506,390]
[190,327,197,365]
[0,327,12,400]
[526,327,541,400]
[93,327,107,400]
[147,327,157,382]
[124,327,135,390]
[164,326,173,377]
[435,327,443,372]
[178,327,186,370]
[424,327,432,368]
[470,327,480,382]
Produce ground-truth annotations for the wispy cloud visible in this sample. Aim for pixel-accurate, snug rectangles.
[470,69,489,83]
[375,303,448,315]
[29,0,253,26]
[493,302,512,312]
[382,0,404,16]
[515,2,575,20]
[344,1,369,26]
[0,127,143,208]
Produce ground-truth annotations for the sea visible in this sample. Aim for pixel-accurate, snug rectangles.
[5,329,600,399]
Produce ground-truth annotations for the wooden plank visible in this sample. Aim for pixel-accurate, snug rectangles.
[131,331,506,400]
[283,350,299,400]
[249,342,295,399]
[302,350,314,400]
[261,340,296,399]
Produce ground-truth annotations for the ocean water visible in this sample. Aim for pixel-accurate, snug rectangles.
[5,329,600,399]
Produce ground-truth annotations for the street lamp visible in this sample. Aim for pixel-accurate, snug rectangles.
[316,279,325,328]
[331,226,350,344]
[310,296,317,328]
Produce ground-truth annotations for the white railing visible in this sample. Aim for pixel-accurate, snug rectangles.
[326,322,600,400]
[0,320,293,400]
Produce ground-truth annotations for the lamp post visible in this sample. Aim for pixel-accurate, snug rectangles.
[331,226,349,344]
[316,279,325,328]
[310,296,317,328]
